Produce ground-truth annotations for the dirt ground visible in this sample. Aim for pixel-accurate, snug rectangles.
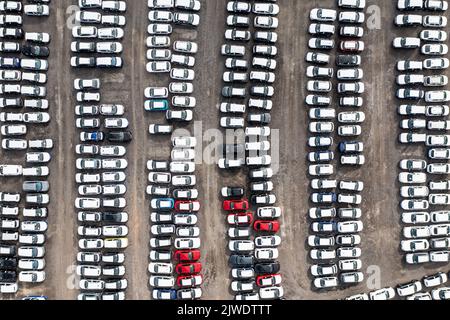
[1,0,449,300]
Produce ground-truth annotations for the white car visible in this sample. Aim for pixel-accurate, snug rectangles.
[306,52,330,64]
[339,259,362,271]
[420,30,447,42]
[18,259,45,271]
[426,90,450,102]
[0,282,17,294]
[253,3,279,15]
[308,136,333,147]
[310,8,337,22]
[19,271,46,283]
[424,0,448,11]
[401,199,429,210]
[431,287,450,300]
[174,237,200,249]
[148,262,173,275]
[401,239,430,252]
[172,136,197,148]
[423,272,448,287]
[308,164,334,176]
[337,221,363,233]
[423,15,447,27]
[431,211,450,222]
[229,240,254,252]
[24,4,49,16]
[314,277,338,289]
[256,207,281,219]
[311,179,337,190]
[399,132,427,143]
[339,11,365,23]
[338,111,365,123]
[170,68,195,81]
[399,159,427,171]
[398,172,427,184]
[422,43,448,55]
[427,163,450,174]
[403,226,431,238]
[310,264,337,277]
[393,37,421,48]
[338,0,366,9]
[340,272,364,284]
[429,251,450,262]
[369,287,396,300]
[174,40,197,54]
[149,276,175,288]
[397,281,423,297]
[398,0,424,10]
[310,248,336,259]
[401,186,429,198]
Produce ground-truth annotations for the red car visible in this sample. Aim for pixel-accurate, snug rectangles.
[227,212,253,226]
[176,262,202,275]
[173,250,201,262]
[177,275,203,287]
[175,201,200,212]
[256,274,282,287]
[223,199,249,211]
[253,220,280,232]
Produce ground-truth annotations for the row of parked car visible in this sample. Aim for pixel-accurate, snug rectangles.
[222,193,283,300]
[394,0,450,265]
[145,0,200,130]
[397,160,450,264]
[0,0,52,295]
[72,2,131,299]
[218,0,278,153]
[347,270,450,300]
[70,0,126,68]
[306,1,367,291]
[217,1,283,300]
[73,77,130,301]
[146,0,203,300]
[147,137,204,300]
[144,0,201,134]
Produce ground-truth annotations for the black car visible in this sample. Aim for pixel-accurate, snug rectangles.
[229,254,254,267]
[255,262,280,275]
[0,271,17,282]
[221,144,245,157]
[102,212,126,223]
[22,44,49,57]
[0,258,17,270]
[221,186,244,198]
[336,54,361,66]
[107,131,133,143]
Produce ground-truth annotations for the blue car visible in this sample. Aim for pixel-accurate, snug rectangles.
[153,289,177,300]
[150,198,174,211]
[338,141,362,153]
[312,221,337,232]
[22,296,48,300]
[0,57,21,69]
[144,100,169,111]
[81,131,104,142]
